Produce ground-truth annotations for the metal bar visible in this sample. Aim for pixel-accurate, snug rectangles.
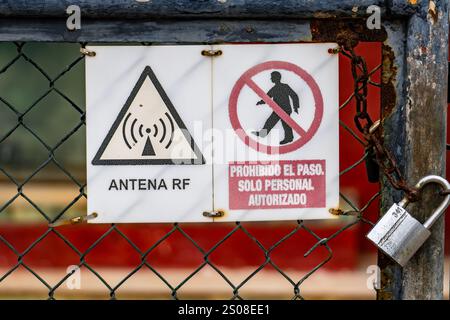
[0,0,418,19]
[380,0,448,299]
[0,17,396,43]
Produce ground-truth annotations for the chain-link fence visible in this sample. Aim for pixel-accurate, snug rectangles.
[0,40,384,299]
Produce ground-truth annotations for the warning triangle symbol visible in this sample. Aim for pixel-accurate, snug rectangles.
[92,66,205,165]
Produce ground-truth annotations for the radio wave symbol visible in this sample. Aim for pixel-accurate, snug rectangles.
[121,111,175,156]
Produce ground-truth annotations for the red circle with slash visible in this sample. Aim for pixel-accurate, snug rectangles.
[229,61,324,154]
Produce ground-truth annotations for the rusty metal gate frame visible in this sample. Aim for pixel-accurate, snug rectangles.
[0,1,448,300]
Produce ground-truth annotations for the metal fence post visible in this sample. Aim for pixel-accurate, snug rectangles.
[379,0,449,300]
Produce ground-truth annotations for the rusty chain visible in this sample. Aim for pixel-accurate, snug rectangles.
[337,34,420,203]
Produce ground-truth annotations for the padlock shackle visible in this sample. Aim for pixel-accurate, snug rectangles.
[399,175,450,230]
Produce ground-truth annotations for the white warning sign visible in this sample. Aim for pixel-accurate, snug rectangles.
[92,66,204,165]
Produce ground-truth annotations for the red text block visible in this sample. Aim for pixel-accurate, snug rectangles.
[229,160,326,210]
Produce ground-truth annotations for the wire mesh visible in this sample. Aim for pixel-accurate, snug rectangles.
[0,41,382,300]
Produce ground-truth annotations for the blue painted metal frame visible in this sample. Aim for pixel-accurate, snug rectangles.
[0,1,418,42]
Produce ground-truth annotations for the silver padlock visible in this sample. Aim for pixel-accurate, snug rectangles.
[367,175,450,267]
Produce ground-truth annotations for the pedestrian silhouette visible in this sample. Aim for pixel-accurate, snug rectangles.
[252,71,300,145]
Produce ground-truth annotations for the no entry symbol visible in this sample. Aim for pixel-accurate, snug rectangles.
[229,61,324,154]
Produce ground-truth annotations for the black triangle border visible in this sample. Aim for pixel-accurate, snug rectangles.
[92,66,206,165]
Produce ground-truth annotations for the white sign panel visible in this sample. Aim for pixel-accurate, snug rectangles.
[86,44,339,223]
